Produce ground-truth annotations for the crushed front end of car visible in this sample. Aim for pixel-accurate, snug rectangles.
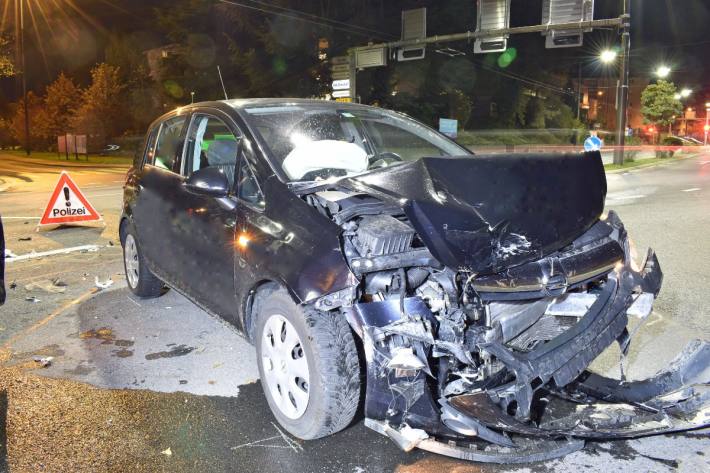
[296,151,710,463]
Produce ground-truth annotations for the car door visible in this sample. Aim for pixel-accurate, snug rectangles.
[168,110,241,318]
[131,113,189,284]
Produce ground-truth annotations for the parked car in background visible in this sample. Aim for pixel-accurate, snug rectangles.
[121,99,710,463]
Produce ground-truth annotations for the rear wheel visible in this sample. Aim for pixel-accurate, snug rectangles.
[255,287,360,440]
[122,226,164,298]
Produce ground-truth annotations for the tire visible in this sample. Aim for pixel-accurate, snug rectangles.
[121,224,164,298]
[254,287,360,440]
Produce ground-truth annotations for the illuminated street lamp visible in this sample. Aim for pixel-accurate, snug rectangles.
[655,65,671,79]
[681,88,692,98]
[599,49,617,64]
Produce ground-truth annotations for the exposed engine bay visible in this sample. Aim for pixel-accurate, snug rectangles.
[292,152,710,463]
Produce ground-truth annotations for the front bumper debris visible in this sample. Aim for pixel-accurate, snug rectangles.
[348,217,710,463]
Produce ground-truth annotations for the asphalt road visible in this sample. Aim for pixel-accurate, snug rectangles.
[1,152,710,472]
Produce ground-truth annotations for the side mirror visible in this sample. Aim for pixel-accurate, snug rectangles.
[184,167,230,198]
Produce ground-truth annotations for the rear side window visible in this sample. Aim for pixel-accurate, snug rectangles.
[152,116,187,171]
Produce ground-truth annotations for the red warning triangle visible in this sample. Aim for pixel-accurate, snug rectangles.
[39,171,102,227]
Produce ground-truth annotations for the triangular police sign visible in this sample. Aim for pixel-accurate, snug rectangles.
[38,171,102,229]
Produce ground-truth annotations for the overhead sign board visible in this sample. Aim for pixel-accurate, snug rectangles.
[398,8,427,62]
[356,47,387,69]
[38,171,102,229]
[331,90,351,98]
[542,0,594,48]
[475,0,511,54]
[332,79,350,91]
[331,56,349,65]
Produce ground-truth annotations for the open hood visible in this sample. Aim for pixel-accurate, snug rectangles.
[339,152,606,274]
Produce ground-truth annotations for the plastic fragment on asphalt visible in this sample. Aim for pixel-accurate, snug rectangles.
[25,296,40,303]
[161,447,172,456]
[94,276,114,290]
[32,356,53,367]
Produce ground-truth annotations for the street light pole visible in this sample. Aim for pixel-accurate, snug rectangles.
[19,0,30,156]
[613,0,631,166]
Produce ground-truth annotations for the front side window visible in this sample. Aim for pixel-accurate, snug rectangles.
[143,126,159,166]
[153,115,187,171]
[242,105,469,182]
[185,114,240,188]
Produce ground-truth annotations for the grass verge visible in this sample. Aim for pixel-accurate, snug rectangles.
[2,150,133,165]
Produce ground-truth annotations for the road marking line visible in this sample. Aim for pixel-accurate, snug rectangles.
[682,188,701,192]
[6,244,99,263]
[86,192,123,198]
[1,288,98,350]
[1,216,41,220]
[606,194,646,200]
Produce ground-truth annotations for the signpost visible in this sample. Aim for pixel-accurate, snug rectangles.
[439,118,458,139]
[584,135,603,152]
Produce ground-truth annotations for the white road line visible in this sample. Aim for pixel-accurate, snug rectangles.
[607,194,646,200]
[5,244,99,263]
[2,216,40,220]
[682,188,701,192]
[86,192,123,198]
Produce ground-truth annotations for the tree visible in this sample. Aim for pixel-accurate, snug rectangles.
[36,73,82,140]
[9,92,44,147]
[0,36,14,78]
[641,80,682,128]
[72,63,126,145]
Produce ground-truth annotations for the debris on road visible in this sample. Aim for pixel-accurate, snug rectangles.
[95,276,114,290]
[18,236,32,241]
[161,447,173,456]
[24,279,67,294]
[5,248,18,258]
[32,356,53,367]
[25,296,41,303]
[9,280,17,289]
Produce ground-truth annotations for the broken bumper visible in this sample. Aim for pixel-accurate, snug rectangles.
[349,244,710,463]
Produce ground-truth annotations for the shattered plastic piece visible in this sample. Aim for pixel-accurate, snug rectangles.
[387,347,426,371]
[95,276,114,290]
[32,356,53,367]
[161,447,172,456]
[25,296,40,303]
[626,293,654,319]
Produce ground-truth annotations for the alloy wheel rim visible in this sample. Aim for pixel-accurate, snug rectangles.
[124,234,140,288]
[261,314,310,419]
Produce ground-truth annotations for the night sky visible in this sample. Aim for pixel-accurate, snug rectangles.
[1,0,708,102]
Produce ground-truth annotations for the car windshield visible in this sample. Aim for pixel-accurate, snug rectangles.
[242,104,470,182]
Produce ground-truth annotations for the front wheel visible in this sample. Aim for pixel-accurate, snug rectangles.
[255,288,360,440]
[122,226,164,298]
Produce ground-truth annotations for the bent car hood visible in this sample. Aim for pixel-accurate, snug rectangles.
[340,152,606,273]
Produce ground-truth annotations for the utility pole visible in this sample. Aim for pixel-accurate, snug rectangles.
[19,0,30,156]
[613,0,631,166]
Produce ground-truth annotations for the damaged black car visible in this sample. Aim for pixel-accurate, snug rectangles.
[121,99,710,463]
